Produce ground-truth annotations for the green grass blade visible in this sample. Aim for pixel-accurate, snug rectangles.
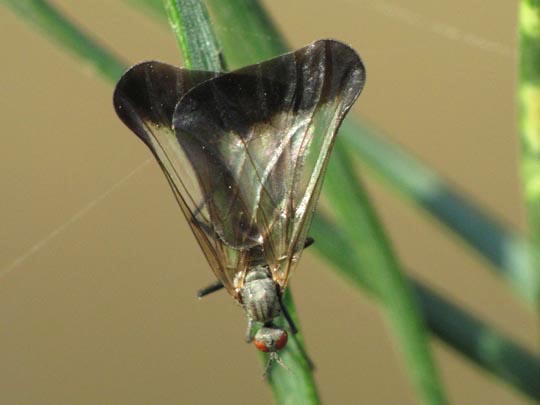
[310,214,540,399]
[163,0,320,402]
[415,282,540,398]
[131,0,287,67]
[164,0,223,70]
[324,141,448,404]
[341,120,540,307]
[518,0,540,310]
[265,289,320,404]
[3,0,126,83]
[205,0,287,68]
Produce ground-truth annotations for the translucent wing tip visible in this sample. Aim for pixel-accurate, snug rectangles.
[310,39,366,109]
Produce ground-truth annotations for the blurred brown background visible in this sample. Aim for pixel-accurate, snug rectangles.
[1,1,537,404]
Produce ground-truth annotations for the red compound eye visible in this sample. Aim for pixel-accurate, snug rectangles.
[275,331,288,350]
[254,339,269,352]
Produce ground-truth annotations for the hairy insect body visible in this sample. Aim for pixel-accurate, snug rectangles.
[240,267,288,353]
[240,267,281,324]
[113,39,366,358]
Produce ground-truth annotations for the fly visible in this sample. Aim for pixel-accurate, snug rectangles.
[113,39,365,363]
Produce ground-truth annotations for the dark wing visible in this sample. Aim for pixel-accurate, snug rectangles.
[172,40,365,290]
[112,62,243,295]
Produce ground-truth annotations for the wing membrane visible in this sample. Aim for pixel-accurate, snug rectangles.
[114,41,365,297]
[112,62,245,292]
[172,40,366,289]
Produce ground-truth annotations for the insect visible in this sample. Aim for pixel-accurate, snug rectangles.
[113,39,365,362]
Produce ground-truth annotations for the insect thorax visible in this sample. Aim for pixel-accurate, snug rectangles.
[239,266,281,324]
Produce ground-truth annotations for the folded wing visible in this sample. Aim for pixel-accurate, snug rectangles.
[172,40,366,290]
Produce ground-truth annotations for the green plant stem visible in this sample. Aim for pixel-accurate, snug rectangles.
[519,0,540,311]
[267,290,320,404]
[206,0,287,68]
[310,215,540,399]
[164,0,223,70]
[325,142,448,404]
[416,282,540,398]
[342,120,540,308]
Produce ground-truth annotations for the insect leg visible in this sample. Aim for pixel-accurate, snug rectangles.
[197,281,224,298]
[278,295,316,370]
[245,318,255,342]
[303,237,315,249]
[278,294,298,335]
